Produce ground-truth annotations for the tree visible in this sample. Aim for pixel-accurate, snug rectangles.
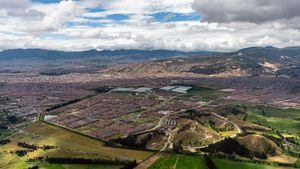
[7,115,18,123]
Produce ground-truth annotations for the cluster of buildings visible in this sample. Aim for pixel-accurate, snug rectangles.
[160,86,192,94]
[46,92,161,139]
[112,86,192,94]
[112,87,153,93]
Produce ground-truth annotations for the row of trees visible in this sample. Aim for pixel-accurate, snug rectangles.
[11,149,34,157]
[203,154,217,169]
[201,137,268,159]
[27,156,137,168]
[17,142,57,151]
[18,142,38,150]
[0,139,10,145]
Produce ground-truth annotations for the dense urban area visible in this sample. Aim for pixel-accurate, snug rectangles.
[0,47,300,169]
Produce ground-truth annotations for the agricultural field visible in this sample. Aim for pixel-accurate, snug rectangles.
[148,154,208,169]
[0,121,153,169]
[219,128,239,137]
[35,164,122,169]
[295,159,300,168]
[178,86,228,101]
[246,107,300,142]
[212,158,295,169]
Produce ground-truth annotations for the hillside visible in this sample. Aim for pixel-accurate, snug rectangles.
[237,134,283,157]
[189,46,300,78]
[0,46,299,78]
[100,46,300,78]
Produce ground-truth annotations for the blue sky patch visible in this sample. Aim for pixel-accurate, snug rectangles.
[32,0,62,3]
[41,33,76,40]
[107,14,129,21]
[151,12,200,22]
[87,7,106,13]
[65,21,106,27]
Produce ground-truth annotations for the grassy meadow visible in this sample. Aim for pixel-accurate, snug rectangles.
[247,107,300,138]
[0,121,153,169]
[213,158,295,169]
[148,155,208,169]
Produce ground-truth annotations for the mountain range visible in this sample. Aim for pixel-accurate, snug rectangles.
[0,46,299,78]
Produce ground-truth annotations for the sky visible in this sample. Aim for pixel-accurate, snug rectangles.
[0,0,300,52]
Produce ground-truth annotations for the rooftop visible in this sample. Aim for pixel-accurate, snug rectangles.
[171,86,192,94]
[132,87,153,93]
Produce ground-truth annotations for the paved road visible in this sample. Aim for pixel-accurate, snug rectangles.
[182,113,242,152]
[211,113,242,135]
[132,102,209,136]
[160,128,178,152]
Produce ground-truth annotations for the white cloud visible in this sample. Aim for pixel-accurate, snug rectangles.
[40,0,83,31]
[0,0,30,9]
[0,0,44,18]
[0,0,300,51]
[82,0,194,18]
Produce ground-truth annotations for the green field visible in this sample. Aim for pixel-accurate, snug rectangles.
[213,158,294,169]
[148,155,177,169]
[0,121,153,169]
[183,86,228,101]
[295,159,300,168]
[31,163,122,169]
[176,156,208,169]
[251,107,300,119]
[149,155,208,169]
[247,107,300,138]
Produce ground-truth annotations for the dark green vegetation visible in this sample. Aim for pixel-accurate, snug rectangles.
[294,159,300,168]
[112,131,166,150]
[0,128,14,140]
[201,138,255,159]
[149,155,208,169]
[148,155,178,169]
[247,107,300,143]
[147,155,298,169]
[0,108,22,139]
[212,158,295,169]
[182,86,228,101]
[28,163,122,169]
